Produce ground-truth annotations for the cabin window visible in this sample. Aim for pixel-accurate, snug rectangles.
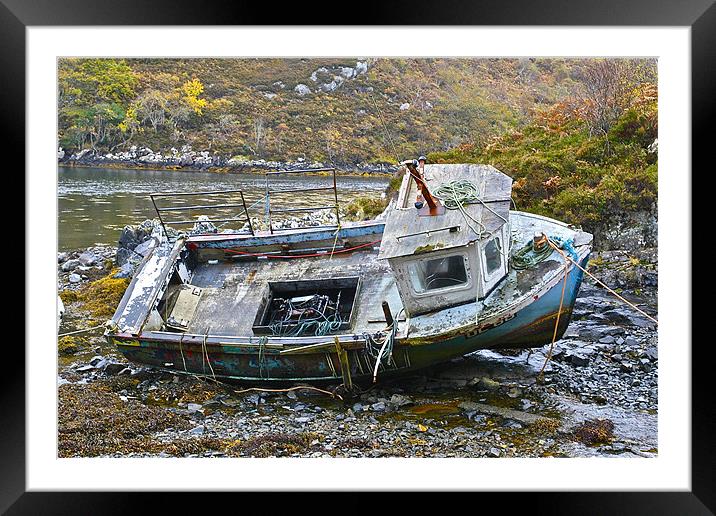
[483,237,502,275]
[407,254,469,294]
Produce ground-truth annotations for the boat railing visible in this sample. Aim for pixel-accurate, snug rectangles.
[149,189,255,237]
[264,167,341,234]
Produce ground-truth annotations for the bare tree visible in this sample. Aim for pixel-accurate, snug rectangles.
[253,117,265,156]
[580,60,635,137]
[137,90,168,132]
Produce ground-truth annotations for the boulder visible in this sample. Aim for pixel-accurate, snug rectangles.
[78,251,98,266]
[133,239,156,258]
[477,377,500,391]
[61,259,81,272]
[115,247,132,267]
[294,84,311,96]
[113,262,135,279]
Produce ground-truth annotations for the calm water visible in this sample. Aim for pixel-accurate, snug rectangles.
[58,166,389,250]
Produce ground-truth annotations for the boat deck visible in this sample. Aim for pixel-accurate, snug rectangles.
[186,246,404,337]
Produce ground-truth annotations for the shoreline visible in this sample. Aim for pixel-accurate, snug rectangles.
[58,150,398,177]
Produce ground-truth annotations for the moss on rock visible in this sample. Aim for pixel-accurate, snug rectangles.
[75,269,130,320]
[58,336,83,355]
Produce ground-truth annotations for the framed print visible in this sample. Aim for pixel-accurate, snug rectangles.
[5,0,711,512]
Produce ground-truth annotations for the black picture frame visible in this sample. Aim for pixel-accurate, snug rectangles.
[6,0,710,512]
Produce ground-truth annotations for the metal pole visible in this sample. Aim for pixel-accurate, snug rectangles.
[240,191,254,235]
[149,194,168,240]
[332,168,341,227]
[265,173,272,234]
[381,301,394,326]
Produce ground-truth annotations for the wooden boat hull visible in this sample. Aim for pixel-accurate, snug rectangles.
[109,252,588,384]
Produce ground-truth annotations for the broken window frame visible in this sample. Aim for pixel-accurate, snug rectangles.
[405,251,473,298]
[481,235,505,281]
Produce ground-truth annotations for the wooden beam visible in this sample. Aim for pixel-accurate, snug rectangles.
[334,336,353,390]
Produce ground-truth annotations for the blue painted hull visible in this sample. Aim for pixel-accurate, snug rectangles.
[112,253,589,384]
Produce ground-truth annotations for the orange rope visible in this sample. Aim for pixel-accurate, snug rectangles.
[537,234,658,378]
[538,242,569,377]
[546,238,658,325]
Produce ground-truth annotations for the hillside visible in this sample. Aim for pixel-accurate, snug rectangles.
[58,57,620,164]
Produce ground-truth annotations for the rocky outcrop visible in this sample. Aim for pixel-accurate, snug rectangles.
[589,203,657,252]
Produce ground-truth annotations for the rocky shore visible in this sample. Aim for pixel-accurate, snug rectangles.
[57,227,658,458]
[58,145,398,175]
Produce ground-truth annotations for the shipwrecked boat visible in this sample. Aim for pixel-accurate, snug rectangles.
[106,160,592,385]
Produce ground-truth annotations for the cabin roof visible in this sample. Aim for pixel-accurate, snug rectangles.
[377,164,512,261]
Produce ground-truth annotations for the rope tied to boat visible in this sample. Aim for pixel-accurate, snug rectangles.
[58,323,107,337]
[363,308,402,383]
[257,335,268,379]
[536,233,658,379]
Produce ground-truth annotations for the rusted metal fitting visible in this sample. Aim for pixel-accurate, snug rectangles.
[382,301,394,326]
[533,232,548,251]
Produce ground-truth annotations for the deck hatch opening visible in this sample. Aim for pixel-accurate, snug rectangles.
[252,277,361,336]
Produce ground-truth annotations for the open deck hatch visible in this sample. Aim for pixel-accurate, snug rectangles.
[252,276,361,336]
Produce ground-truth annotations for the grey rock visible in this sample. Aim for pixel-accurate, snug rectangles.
[478,377,500,391]
[189,425,205,436]
[625,336,640,347]
[502,419,523,429]
[133,239,156,257]
[294,84,311,96]
[103,362,127,376]
[115,247,132,266]
[566,352,590,367]
[68,274,82,283]
[390,394,413,407]
[371,401,387,412]
[187,403,203,413]
[113,262,135,279]
[488,447,501,457]
[61,259,81,272]
[78,251,98,266]
[58,252,70,263]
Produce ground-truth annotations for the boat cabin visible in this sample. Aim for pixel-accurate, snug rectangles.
[377,162,513,317]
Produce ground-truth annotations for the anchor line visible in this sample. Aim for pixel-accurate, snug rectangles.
[257,336,268,379]
[538,241,570,378]
[202,327,217,382]
[179,333,188,373]
[537,233,658,378]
